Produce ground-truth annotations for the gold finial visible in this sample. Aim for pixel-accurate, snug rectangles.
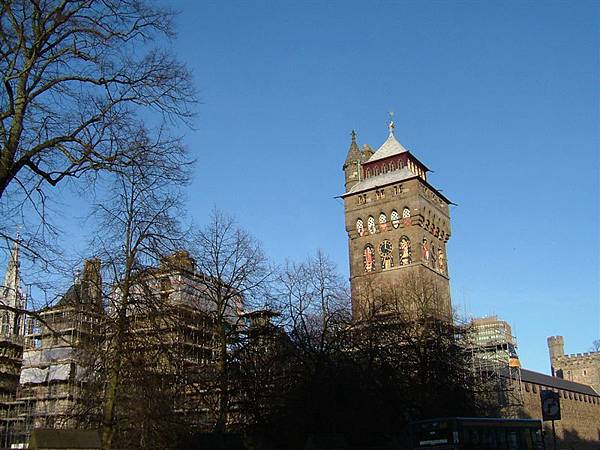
[388,111,395,136]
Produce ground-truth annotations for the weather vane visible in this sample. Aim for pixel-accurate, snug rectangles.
[388,111,395,135]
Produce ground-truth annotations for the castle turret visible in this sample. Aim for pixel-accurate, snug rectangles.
[548,335,565,359]
[548,335,565,376]
[343,130,363,192]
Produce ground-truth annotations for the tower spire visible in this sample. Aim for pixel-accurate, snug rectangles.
[343,129,363,191]
[1,236,25,335]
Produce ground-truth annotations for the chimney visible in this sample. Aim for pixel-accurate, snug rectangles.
[82,258,102,310]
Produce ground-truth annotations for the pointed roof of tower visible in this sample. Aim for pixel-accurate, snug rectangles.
[344,130,362,167]
[366,120,409,163]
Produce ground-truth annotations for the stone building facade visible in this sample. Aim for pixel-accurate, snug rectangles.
[341,123,452,320]
[548,335,600,396]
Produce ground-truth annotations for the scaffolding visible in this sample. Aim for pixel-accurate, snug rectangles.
[467,329,524,418]
[0,304,103,448]
[1,252,241,446]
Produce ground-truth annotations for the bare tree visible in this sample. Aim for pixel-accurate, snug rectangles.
[191,209,272,434]
[84,136,189,449]
[591,339,600,352]
[194,209,272,433]
[248,270,496,448]
[278,250,350,359]
[0,0,195,267]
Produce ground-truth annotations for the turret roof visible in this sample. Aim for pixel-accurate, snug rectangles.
[366,121,408,163]
[344,130,362,166]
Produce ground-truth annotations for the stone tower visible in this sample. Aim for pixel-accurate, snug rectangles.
[341,121,453,320]
[547,335,565,360]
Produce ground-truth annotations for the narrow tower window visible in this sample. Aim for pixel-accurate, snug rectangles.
[399,236,411,266]
[363,244,375,273]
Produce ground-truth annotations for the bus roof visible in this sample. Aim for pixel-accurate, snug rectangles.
[411,417,542,425]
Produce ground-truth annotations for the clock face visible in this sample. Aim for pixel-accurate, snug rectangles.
[379,240,392,256]
[367,216,376,234]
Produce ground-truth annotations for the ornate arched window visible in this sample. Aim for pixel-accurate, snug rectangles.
[363,244,375,273]
[399,236,411,266]
[379,213,388,231]
[356,218,364,236]
[436,247,446,274]
[391,210,400,228]
[367,216,376,235]
[402,207,411,218]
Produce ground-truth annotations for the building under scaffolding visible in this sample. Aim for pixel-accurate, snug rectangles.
[468,315,524,417]
[0,258,104,448]
[1,251,241,447]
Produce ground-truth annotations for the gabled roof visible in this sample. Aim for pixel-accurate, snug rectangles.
[366,122,409,163]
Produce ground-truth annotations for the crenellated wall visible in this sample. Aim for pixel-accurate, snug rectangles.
[513,371,600,450]
[547,336,600,396]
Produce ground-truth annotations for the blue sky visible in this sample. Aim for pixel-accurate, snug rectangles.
[4,1,598,375]
[171,1,598,374]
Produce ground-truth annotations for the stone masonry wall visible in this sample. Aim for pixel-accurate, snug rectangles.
[518,380,600,449]
[552,352,600,396]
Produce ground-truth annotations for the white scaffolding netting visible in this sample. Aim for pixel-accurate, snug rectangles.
[22,347,74,367]
[19,367,47,384]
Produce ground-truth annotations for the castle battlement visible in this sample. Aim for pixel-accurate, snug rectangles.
[557,351,600,360]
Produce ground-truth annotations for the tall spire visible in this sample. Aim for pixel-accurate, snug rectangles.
[2,238,21,303]
[1,237,25,336]
[344,129,362,168]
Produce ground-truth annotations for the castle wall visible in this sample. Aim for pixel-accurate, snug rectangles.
[517,377,600,449]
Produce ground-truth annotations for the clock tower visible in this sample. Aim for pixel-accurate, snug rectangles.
[342,121,453,320]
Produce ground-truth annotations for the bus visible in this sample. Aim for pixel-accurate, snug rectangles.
[409,417,545,450]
